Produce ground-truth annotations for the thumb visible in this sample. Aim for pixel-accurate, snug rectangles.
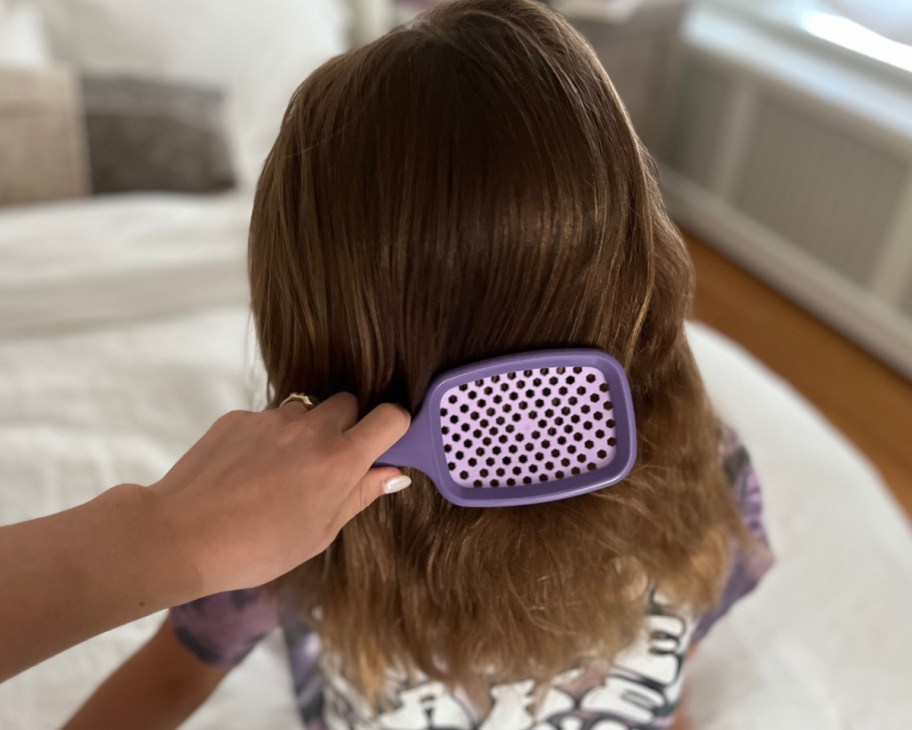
[336,467,412,526]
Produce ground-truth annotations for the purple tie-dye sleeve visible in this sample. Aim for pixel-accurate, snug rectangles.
[692,424,774,642]
[169,588,280,669]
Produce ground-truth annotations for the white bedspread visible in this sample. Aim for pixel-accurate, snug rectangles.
[1,193,911,729]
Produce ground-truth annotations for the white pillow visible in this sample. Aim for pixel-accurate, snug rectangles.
[0,0,52,66]
[28,0,351,184]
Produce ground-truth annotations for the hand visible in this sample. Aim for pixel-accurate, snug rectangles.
[149,393,411,595]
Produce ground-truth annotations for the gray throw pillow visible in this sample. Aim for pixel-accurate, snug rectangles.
[82,75,236,194]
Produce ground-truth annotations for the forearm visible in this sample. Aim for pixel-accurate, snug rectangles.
[64,620,225,730]
[669,707,690,730]
[0,484,201,682]
[669,644,698,730]
[0,400,409,682]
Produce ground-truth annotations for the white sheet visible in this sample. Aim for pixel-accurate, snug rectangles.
[686,325,912,729]
[1,193,911,728]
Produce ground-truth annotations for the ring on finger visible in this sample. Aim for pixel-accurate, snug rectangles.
[279,393,318,409]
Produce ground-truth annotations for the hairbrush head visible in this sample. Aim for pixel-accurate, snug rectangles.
[375,349,636,507]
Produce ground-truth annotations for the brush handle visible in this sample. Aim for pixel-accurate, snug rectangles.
[374,407,436,474]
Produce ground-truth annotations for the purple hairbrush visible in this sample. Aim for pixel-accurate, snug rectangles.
[375,349,636,507]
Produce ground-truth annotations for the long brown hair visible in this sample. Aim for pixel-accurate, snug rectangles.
[249,0,747,707]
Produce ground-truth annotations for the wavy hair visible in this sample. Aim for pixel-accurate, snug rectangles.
[249,0,749,708]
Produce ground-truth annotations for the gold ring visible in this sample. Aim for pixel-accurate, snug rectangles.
[280,393,317,408]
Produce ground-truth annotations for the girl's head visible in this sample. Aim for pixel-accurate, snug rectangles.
[250,0,743,704]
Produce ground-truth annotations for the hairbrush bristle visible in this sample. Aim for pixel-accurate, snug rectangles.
[440,365,617,488]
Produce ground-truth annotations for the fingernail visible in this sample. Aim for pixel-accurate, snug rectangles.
[383,476,412,494]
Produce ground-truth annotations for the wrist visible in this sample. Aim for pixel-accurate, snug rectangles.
[93,483,206,609]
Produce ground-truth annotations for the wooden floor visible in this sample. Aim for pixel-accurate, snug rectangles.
[685,233,912,520]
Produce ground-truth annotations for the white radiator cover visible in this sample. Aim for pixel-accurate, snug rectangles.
[660,3,912,379]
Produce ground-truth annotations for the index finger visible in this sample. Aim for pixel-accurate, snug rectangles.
[344,402,411,467]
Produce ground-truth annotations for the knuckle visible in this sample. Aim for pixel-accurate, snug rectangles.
[332,391,359,413]
[216,409,249,428]
[277,416,315,448]
[373,402,410,432]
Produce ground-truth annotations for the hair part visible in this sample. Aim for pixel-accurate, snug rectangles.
[249,0,753,709]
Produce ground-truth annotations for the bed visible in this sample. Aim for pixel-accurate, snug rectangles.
[2,1,911,728]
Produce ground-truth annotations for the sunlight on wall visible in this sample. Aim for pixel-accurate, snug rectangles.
[804,9,912,74]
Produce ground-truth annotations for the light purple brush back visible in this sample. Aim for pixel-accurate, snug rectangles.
[441,366,617,488]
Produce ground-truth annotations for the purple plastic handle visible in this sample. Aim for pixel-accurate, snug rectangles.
[375,349,636,507]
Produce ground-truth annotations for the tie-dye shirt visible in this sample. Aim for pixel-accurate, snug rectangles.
[171,424,772,730]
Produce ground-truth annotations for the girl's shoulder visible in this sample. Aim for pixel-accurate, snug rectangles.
[691,421,773,643]
[169,587,280,669]
[718,420,769,543]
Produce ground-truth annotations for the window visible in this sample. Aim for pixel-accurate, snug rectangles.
[822,0,912,47]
